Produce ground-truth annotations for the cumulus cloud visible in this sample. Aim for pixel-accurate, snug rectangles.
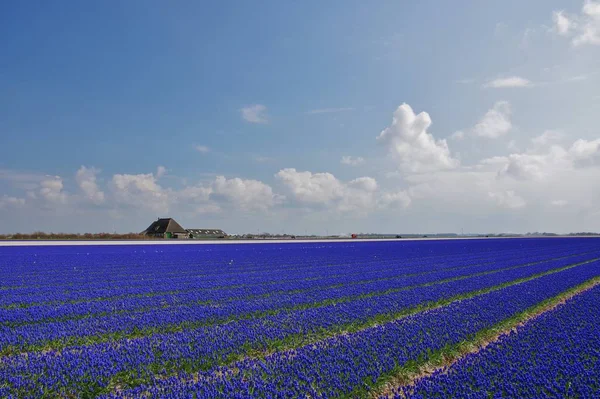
[348,177,378,192]
[570,138,600,161]
[472,101,512,139]
[377,191,411,209]
[501,146,571,180]
[401,131,600,223]
[110,168,281,214]
[195,203,221,214]
[405,169,503,215]
[338,177,381,213]
[341,156,365,166]
[403,168,529,222]
[212,176,281,211]
[483,76,532,89]
[554,11,573,35]
[276,168,344,204]
[111,171,170,212]
[156,166,167,178]
[241,104,268,124]
[0,169,47,191]
[75,166,105,205]
[39,177,67,204]
[176,185,212,203]
[488,190,527,209]
[5,135,600,232]
[553,1,600,46]
[531,130,564,147]
[450,131,465,141]
[452,102,513,141]
[276,168,409,214]
[497,138,600,181]
[0,195,25,209]
[377,103,458,173]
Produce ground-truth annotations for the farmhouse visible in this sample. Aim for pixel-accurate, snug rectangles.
[141,218,227,239]
[141,218,188,239]
[186,229,227,239]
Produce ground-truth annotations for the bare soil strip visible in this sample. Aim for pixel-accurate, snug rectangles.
[370,276,600,398]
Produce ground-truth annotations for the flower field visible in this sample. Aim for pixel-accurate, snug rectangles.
[1,238,599,398]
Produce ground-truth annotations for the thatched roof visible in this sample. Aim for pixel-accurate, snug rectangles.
[142,218,187,235]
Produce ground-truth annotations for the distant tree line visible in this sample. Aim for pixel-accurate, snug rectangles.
[0,232,149,240]
[525,232,600,236]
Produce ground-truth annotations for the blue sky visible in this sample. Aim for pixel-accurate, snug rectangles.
[1,1,600,234]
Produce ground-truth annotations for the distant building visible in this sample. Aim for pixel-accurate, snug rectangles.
[186,229,227,239]
[142,218,188,239]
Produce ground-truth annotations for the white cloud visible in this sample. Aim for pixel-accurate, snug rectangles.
[399,132,600,228]
[507,140,519,151]
[75,166,105,205]
[195,145,210,154]
[39,177,67,204]
[195,203,221,214]
[377,103,458,173]
[0,195,25,209]
[0,169,48,191]
[111,171,170,212]
[553,11,573,35]
[241,104,268,124]
[111,168,281,214]
[479,156,510,167]
[501,146,571,180]
[339,177,380,213]
[450,131,465,141]
[276,168,344,204]
[488,190,527,209]
[276,168,408,214]
[531,130,564,147]
[176,185,212,203]
[495,137,600,181]
[570,138,600,160]
[5,136,600,233]
[472,101,512,139]
[212,176,281,211]
[553,1,600,46]
[405,169,504,215]
[341,155,365,166]
[575,1,600,45]
[483,76,532,88]
[445,103,514,143]
[348,176,378,192]
[156,166,167,179]
[377,191,411,209]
